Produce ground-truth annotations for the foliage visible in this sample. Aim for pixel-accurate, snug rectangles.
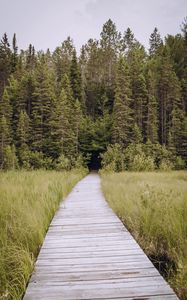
[101,140,185,172]
[101,143,125,172]
[101,171,187,300]
[129,153,155,171]
[159,159,175,171]
[0,170,86,300]
[3,145,18,170]
[0,19,186,170]
[55,154,72,171]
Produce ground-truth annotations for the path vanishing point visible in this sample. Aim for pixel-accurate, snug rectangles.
[24,173,179,300]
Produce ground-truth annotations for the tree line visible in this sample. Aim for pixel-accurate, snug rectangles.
[0,19,187,170]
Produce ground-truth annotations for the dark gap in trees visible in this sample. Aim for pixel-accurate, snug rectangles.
[87,150,102,170]
[0,18,187,170]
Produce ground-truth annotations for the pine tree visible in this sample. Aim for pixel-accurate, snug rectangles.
[20,73,36,117]
[26,44,36,71]
[112,57,132,146]
[128,46,148,139]
[16,110,30,167]
[11,33,18,73]
[0,33,11,98]
[47,98,64,159]
[149,27,162,56]
[17,110,30,147]
[131,123,143,144]
[158,53,183,146]
[70,50,82,101]
[1,75,24,145]
[123,28,135,51]
[0,87,13,128]
[100,19,118,50]
[52,37,74,86]
[31,57,55,154]
[74,99,82,155]
[0,116,11,168]
[100,19,118,87]
[146,69,158,143]
[58,87,76,158]
[181,18,187,113]
[178,117,187,163]
[133,73,148,138]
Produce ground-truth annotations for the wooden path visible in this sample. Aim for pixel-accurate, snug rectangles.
[24,173,179,300]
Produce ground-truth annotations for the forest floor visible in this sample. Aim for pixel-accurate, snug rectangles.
[101,171,187,300]
[0,169,87,300]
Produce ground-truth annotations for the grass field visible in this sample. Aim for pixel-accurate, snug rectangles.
[0,169,87,300]
[101,171,187,300]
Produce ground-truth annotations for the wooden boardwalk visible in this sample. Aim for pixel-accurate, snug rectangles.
[24,173,179,300]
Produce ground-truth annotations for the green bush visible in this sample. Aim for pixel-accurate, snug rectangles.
[175,156,185,170]
[18,145,31,169]
[101,141,182,172]
[73,154,88,170]
[55,154,72,171]
[29,151,45,169]
[159,159,175,171]
[129,153,155,171]
[101,144,125,172]
[3,145,18,170]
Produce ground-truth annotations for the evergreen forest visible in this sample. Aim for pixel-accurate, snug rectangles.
[0,19,187,171]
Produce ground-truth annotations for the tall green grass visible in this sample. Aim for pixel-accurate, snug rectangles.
[0,169,86,300]
[101,171,187,300]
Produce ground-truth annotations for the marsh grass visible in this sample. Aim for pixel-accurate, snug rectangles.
[101,171,187,300]
[0,169,86,300]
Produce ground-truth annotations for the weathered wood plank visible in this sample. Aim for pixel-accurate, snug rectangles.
[24,173,179,300]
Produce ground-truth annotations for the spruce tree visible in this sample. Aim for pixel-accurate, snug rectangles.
[157,53,183,146]
[11,33,18,73]
[131,123,143,144]
[58,87,76,158]
[0,87,13,129]
[149,27,163,56]
[128,46,148,139]
[133,73,148,138]
[17,110,30,147]
[16,110,30,167]
[181,18,187,113]
[100,19,118,87]
[123,28,135,51]
[70,50,82,101]
[112,57,132,146]
[0,33,11,98]
[31,57,55,154]
[146,69,158,143]
[0,116,11,168]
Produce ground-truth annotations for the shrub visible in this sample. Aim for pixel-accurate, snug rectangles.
[124,143,144,169]
[29,151,45,169]
[73,154,88,170]
[3,145,18,170]
[175,156,185,170]
[129,153,155,171]
[101,141,180,172]
[159,159,174,171]
[55,154,72,171]
[101,144,125,172]
[18,145,31,169]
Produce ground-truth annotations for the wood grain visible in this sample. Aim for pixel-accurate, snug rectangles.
[24,173,179,300]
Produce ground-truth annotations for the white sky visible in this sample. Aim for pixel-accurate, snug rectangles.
[0,0,186,52]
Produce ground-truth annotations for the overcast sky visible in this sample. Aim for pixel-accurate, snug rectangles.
[0,0,186,52]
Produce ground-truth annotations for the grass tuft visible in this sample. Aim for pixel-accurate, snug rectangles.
[0,169,86,300]
[101,171,187,300]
